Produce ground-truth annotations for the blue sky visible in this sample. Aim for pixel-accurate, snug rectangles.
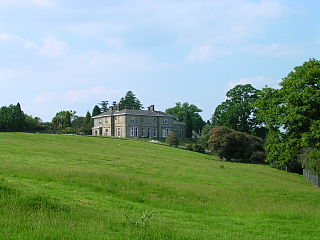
[0,0,319,121]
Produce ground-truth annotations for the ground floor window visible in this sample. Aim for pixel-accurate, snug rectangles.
[104,128,109,137]
[153,128,157,138]
[141,128,145,137]
[130,127,138,137]
[162,128,170,137]
[117,128,121,137]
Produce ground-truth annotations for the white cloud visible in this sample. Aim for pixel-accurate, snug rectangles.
[227,76,281,89]
[0,0,53,7]
[38,37,68,57]
[186,44,231,62]
[0,33,37,48]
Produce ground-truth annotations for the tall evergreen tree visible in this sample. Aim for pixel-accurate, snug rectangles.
[118,91,143,110]
[85,111,93,134]
[184,110,193,138]
[92,105,101,116]
[99,101,109,112]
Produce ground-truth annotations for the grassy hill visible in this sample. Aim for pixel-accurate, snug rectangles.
[0,133,319,240]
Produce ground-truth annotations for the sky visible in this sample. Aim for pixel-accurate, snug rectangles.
[0,0,319,122]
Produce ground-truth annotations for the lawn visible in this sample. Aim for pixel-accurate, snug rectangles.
[0,133,319,239]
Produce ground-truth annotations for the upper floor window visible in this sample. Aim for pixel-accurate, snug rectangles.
[99,119,102,124]
[105,118,109,124]
[141,117,144,123]
[163,118,168,124]
[131,117,137,123]
[154,118,157,124]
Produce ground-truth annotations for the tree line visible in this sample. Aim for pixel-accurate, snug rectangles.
[197,58,319,175]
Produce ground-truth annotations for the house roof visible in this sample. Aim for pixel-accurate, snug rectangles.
[92,109,177,119]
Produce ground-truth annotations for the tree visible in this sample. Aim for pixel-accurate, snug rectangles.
[256,59,320,173]
[99,101,109,112]
[52,111,72,130]
[198,123,214,149]
[84,111,93,134]
[212,84,265,138]
[184,110,193,138]
[0,103,25,132]
[117,91,143,110]
[166,102,205,133]
[166,131,179,147]
[208,126,264,162]
[92,105,101,117]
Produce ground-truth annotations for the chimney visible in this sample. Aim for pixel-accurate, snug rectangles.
[148,105,155,111]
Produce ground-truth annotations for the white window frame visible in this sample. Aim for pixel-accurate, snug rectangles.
[134,127,138,137]
[117,127,121,137]
[163,118,168,124]
[153,128,157,138]
[130,127,135,137]
[141,128,145,137]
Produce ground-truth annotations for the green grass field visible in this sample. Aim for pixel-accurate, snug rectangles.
[0,133,319,239]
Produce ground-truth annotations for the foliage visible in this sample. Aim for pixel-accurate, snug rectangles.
[256,59,320,173]
[166,131,179,147]
[52,111,73,130]
[166,102,205,133]
[99,101,109,112]
[0,103,25,132]
[198,123,214,149]
[208,126,264,162]
[249,151,266,163]
[61,127,77,134]
[184,110,193,138]
[92,105,101,116]
[212,84,266,138]
[24,115,44,131]
[84,111,93,134]
[71,117,86,130]
[118,91,143,110]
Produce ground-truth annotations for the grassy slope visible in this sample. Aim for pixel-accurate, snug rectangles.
[0,133,319,240]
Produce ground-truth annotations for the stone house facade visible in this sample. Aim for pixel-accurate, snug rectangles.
[92,105,185,139]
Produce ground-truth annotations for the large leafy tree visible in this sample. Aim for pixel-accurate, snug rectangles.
[256,59,320,173]
[166,102,205,133]
[184,110,193,138]
[52,111,73,129]
[118,91,143,110]
[212,84,265,137]
[0,103,25,132]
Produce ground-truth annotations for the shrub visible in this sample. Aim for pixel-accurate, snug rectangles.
[185,144,193,151]
[208,126,264,162]
[166,131,179,147]
[191,144,205,153]
[61,127,77,134]
[249,151,266,163]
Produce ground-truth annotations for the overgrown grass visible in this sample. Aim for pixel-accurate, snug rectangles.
[0,133,319,239]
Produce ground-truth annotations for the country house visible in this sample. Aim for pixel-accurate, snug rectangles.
[92,105,185,139]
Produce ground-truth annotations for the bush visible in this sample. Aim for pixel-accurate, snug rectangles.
[249,151,266,163]
[191,144,205,153]
[185,144,193,151]
[208,126,264,162]
[166,131,179,147]
[61,127,77,134]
